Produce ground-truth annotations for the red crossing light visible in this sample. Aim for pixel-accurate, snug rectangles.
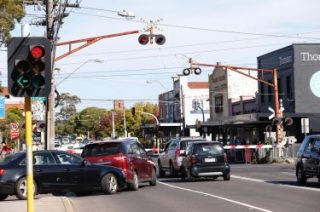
[138,34,149,45]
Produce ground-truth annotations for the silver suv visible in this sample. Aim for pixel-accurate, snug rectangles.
[158,137,205,177]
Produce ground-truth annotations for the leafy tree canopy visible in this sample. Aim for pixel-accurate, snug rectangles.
[0,0,25,46]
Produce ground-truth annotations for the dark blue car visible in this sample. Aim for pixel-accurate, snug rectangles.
[0,150,126,200]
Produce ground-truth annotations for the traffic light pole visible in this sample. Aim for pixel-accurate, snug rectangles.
[25,97,34,212]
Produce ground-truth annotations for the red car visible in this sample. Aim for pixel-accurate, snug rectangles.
[81,138,157,190]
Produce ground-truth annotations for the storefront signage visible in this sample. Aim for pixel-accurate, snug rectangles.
[300,52,320,61]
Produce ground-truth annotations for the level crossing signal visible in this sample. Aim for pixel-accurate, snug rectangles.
[138,34,166,45]
[7,37,52,97]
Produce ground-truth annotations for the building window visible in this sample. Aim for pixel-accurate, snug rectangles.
[215,96,223,113]
[260,83,265,103]
[268,80,272,102]
[278,78,282,97]
[286,76,291,98]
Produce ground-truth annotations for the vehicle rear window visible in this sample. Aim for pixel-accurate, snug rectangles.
[180,140,204,150]
[193,143,223,155]
[82,143,123,157]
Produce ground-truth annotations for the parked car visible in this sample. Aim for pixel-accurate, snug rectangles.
[296,135,320,185]
[180,141,230,181]
[81,138,157,191]
[158,137,205,177]
[0,150,126,200]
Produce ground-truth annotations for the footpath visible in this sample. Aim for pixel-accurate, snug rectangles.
[0,196,74,212]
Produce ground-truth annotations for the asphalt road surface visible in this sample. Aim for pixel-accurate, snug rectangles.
[67,163,319,212]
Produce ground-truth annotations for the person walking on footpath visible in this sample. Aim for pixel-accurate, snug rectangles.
[0,141,12,158]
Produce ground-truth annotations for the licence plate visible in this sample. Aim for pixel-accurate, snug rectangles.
[204,158,216,162]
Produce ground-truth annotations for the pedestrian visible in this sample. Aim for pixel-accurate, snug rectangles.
[0,141,12,158]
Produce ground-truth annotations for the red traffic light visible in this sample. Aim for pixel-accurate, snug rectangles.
[30,46,45,59]
[155,34,166,45]
[138,34,149,45]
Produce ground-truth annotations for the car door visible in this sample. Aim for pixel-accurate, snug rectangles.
[53,152,85,192]
[159,142,171,169]
[128,142,147,180]
[302,138,316,175]
[136,142,153,179]
[32,152,64,192]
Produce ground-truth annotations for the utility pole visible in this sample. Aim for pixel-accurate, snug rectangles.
[112,112,116,138]
[46,0,55,150]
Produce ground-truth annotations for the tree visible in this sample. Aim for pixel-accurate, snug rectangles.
[0,0,25,46]
[55,93,81,121]
[0,107,24,148]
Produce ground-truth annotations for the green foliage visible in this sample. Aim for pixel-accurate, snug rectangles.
[0,0,25,45]
[0,107,24,146]
[55,102,159,141]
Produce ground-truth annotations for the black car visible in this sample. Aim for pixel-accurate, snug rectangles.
[0,150,126,200]
[180,141,230,181]
[296,135,320,185]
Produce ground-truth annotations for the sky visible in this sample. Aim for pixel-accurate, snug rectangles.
[1,0,320,111]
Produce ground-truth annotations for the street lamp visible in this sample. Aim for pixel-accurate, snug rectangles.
[56,59,103,86]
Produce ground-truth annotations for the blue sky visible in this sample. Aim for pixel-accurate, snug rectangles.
[1,0,320,111]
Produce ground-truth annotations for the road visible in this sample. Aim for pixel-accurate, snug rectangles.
[1,164,318,212]
[68,163,319,212]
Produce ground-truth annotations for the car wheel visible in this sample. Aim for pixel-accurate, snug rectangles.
[130,172,139,191]
[15,177,37,200]
[0,194,8,201]
[149,168,157,186]
[223,173,231,181]
[158,161,165,178]
[169,162,176,177]
[296,166,307,186]
[101,173,118,195]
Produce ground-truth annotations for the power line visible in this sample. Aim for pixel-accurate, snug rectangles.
[70,11,320,41]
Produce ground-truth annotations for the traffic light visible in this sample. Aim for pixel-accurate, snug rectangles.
[138,34,149,45]
[183,68,191,76]
[131,107,136,116]
[194,68,202,75]
[7,37,52,97]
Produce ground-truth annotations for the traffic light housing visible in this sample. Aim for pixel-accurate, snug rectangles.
[131,107,136,116]
[7,37,52,97]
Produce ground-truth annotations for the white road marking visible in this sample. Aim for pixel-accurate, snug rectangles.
[159,181,273,212]
[281,172,295,176]
[232,175,320,192]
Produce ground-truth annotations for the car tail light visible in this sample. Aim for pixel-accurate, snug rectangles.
[0,169,5,175]
[115,153,128,174]
[175,149,180,158]
[190,155,196,165]
[224,153,228,163]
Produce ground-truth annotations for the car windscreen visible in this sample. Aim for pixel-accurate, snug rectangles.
[193,143,224,155]
[82,143,123,157]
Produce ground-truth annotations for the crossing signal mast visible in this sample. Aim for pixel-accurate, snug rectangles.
[182,58,202,76]
[138,18,166,45]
